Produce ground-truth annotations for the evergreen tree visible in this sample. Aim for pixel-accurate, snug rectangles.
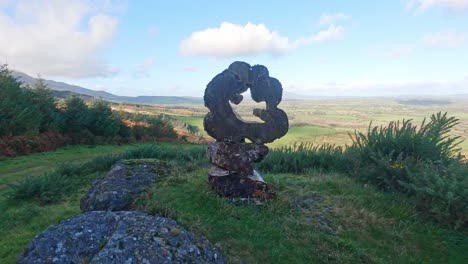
[30,77,63,132]
[63,95,90,134]
[87,98,120,137]
[0,65,41,136]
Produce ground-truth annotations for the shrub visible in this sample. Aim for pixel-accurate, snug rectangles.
[400,160,468,229]
[346,112,463,191]
[257,143,345,174]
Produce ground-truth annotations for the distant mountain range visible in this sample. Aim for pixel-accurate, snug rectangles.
[12,71,203,105]
[11,70,468,104]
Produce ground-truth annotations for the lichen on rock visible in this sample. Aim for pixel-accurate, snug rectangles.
[80,159,170,212]
[18,211,225,264]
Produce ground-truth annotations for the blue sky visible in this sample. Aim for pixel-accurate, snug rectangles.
[1,0,467,96]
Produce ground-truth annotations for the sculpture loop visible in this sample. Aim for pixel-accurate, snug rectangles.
[203,61,289,144]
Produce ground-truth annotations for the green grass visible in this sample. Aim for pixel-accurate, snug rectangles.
[0,143,151,192]
[1,143,467,263]
[134,169,468,263]
[268,126,339,148]
[172,115,204,129]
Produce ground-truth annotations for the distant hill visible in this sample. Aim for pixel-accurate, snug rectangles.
[11,71,203,105]
[398,99,452,106]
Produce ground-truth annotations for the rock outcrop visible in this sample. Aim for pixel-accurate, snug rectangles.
[18,211,225,264]
[80,159,169,212]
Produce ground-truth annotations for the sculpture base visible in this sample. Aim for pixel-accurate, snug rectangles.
[208,167,275,199]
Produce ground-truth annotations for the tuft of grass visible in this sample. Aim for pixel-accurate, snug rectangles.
[257,143,345,174]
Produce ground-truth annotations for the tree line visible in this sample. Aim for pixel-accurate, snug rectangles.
[0,65,177,158]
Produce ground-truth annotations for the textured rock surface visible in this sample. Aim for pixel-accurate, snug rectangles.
[80,159,169,212]
[203,61,288,144]
[207,142,268,175]
[208,167,275,199]
[18,211,225,264]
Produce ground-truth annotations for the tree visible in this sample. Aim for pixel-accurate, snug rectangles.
[30,77,63,133]
[0,65,41,136]
[87,98,120,137]
[63,95,90,134]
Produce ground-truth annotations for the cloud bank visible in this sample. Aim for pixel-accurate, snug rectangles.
[286,79,468,97]
[0,0,120,78]
[180,21,345,58]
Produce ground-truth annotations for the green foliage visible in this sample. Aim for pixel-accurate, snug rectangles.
[87,98,120,137]
[347,112,463,190]
[258,112,466,229]
[5,144,204,203]
[400,161,468,229]
[343,112,466,229]
[257,143,345,174]
[63,95,90,134]
[0,65,41,136]
[30,78,64,133]
[6,172,75,203]
[0,65,179,157]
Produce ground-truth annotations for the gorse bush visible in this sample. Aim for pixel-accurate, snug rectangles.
[255,112,466,229]
[347,112,463,191]
[400,160,468,229]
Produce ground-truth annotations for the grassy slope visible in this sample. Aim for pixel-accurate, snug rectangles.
[136,169,467,264]
[1,144,466,263]
[0,144,149,192]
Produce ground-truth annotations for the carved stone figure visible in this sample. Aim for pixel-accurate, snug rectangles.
[203,61,288,144]
[203,62,288,199]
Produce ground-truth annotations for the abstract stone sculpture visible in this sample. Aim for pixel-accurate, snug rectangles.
[204,61,288,199]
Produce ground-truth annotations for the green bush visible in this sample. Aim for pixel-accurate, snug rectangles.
[344,112,466,229]
[346,112,463,191]
[400,160,468,229]
[257,143,345,174]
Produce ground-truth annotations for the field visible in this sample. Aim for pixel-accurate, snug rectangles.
[117,97,468,154]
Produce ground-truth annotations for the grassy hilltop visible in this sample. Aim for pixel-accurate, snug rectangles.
[1,129,467,263]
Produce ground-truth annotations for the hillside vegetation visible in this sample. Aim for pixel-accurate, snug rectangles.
[1,111,467,263]
[0,65,178,158]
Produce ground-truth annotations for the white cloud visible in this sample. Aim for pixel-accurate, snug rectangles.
[294,24,344,46]
[405,0,468,13]
[318,13,350,26]
[0,0,120,78]
[386,47,413,58]
[180,22,345,58]
[133,57,155,78]
[422,31,467,47]
[286,79,468,96]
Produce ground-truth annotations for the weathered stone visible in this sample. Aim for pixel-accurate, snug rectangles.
[18,211,225,264]
[80,159,169,212]
[208,168,275,199]
[207,142,268,175]
[203,61,289,144]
